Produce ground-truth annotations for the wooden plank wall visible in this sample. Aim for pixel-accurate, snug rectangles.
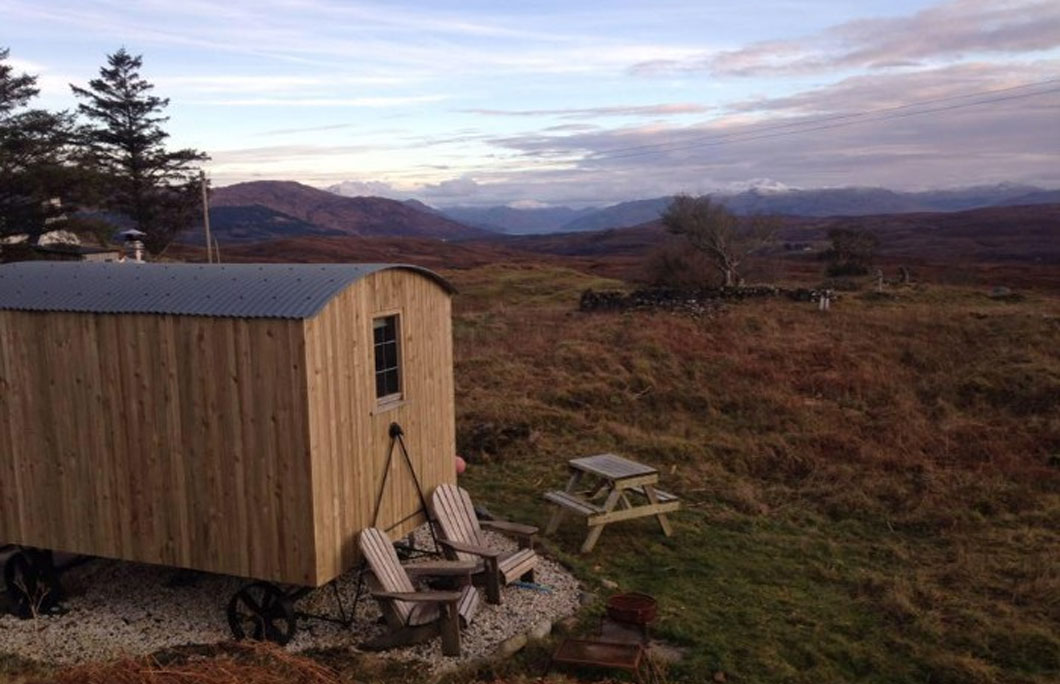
[305,269,455,585]
[0,311,317,585]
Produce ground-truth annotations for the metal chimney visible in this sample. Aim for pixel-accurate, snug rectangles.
[115,229,147,263]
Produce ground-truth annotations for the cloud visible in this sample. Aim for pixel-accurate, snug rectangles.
[261,123,356,136]
[209,57,1060,207]
[190,95,448,107]
[461,103,710,119]
[5,0,699,78]
[727,59,1060,114]
[4,56,47,73]
[327,180,406,199]
[632,0,1060,76]
[419,176,484,200]
[0,54,76,99]
[327,175,494,203]
[155,75,409,94]
[543,123,600,133]
[209,144,379,165]
[400,131,494,147]
[507,199,551,209]
[429,64,1060,203]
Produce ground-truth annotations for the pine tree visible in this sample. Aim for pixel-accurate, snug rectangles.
[71,48,207,254]
[0,47,37,116]
[0,47,79,243]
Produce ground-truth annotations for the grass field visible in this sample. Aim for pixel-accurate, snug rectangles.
[4,262,1058,684]
[446,264,1060,684]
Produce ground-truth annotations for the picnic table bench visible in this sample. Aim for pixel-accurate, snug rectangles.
[543,453,679,552]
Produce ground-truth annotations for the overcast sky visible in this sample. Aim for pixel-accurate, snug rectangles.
[4,0,1059,206]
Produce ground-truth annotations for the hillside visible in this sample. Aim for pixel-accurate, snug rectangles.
[485,203,1060,266]
[211,181,489,240]
[794,203,1060,263]
[166,233,644,283]
[446,265,1060,684]
[170,234,527,270]
[182,205,344,243]
[560,196,671,232]
[1000,189,1060,206]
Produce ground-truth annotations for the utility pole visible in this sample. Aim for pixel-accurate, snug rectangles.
[200,169,213,264]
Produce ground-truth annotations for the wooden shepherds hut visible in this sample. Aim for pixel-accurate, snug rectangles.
[0,262,456,587]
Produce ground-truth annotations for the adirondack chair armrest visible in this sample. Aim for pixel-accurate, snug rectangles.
[480,519,539,539]
[372,590,463,603]
[404,561,477,578]
[438,538,503,559]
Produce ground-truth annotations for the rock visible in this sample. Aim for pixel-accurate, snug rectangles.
[649,640,688,664]
[601,619,644,644]
[988,286,1023,301]
[528,619,552,640]
[495,633,528,659]
[457,422,532,462]
[713,671,727,682]
[579,591,597,606]
[601,579,618,590]
[554,616,579,634]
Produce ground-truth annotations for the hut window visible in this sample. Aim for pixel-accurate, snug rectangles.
[373,315,402,400]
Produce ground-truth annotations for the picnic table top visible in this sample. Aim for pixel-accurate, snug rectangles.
[568,453,658,481]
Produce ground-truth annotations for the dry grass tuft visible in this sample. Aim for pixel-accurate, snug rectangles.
[38,643,338,684]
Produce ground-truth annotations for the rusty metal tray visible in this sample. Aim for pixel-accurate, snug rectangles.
[551,638,644,671]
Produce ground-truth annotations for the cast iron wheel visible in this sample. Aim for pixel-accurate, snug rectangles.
[227,582,297,645]
[3,550,61,619]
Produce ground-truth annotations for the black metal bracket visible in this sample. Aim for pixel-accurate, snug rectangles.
[370,422,439,550]
[289,582,353,628]
[350,422,442,618]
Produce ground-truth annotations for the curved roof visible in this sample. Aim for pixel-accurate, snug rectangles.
[0,262,454,319]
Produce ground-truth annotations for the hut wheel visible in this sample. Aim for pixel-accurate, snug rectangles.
[226,582,297,645]
[3,550,62,619]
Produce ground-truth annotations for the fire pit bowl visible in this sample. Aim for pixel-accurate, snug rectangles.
[606,592,657,625]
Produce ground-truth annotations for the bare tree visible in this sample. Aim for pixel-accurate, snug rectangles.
[661,194,777,287]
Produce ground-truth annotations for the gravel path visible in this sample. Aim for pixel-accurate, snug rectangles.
[0,528,581,671]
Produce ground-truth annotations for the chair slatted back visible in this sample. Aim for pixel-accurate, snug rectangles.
[430,484,486,564]
[359,527,415,627]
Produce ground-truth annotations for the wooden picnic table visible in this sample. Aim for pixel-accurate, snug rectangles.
[543,453,679,553]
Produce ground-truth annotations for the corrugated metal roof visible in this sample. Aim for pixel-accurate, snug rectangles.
[0,262,454,319]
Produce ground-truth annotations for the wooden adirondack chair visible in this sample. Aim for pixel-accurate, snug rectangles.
[358,527,480,656]
[429,483,538,605]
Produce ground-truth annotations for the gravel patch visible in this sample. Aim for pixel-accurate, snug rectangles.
[0,527,580,672]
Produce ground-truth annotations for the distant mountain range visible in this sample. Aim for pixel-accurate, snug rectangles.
[472,202,1060,265]
[191,180,1058,245]
[434,204,596,234]
[439,183,1055,235]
